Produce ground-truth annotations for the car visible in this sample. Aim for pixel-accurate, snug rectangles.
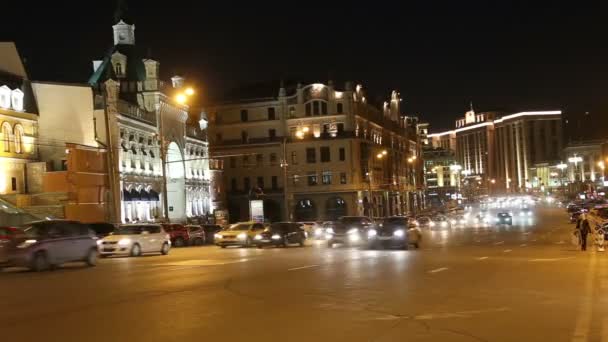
[297,221,321,238]
[415,216,431,228]
[368,217,421,249]
[495,212,513,225]
[570,211,582,223]
[88,222,116,238]
[0,227,24,266]
[214,222,266,248]
[161,223,190,247]
[518,207,533,218]
[431,215,451,229]
[254,222,306,248]
[201,224,223,244]
[326,216,376,247]
[448,215,466,227]
[7,220,99,272]
[185,225,206,245]
[339,216,376,231]
[98,224,170,257]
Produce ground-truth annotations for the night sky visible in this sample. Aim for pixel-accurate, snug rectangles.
[2,1,607,136]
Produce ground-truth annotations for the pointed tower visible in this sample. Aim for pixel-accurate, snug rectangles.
[112,0,135,45]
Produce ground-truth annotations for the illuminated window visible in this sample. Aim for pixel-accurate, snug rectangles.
[115,63,122,76]
[2,122,11,152]
[13,124,23,154]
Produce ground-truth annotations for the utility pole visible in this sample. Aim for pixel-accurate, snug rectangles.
[281,137,290,221]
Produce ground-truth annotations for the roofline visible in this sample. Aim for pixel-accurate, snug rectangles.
[32,80,93,88]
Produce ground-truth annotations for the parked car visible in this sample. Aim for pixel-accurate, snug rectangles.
[214,222,266,248]
[184,225,206,245]
[88,222,116,238]
[0,227,24,266]
[161,223,190,247]
[326,216,375,247]
[99,224,170,257]
[495,212,513,225]
[368,216,421,249]
[8,220,98,272]
[201,224,223,244]
[254,222,306,248]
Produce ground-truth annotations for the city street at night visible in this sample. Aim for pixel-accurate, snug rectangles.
[1,205,605,342]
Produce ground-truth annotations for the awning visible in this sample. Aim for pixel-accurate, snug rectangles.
[129,188,141,201]
[149,190,160,201]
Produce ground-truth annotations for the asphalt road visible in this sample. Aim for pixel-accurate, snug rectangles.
[1,205,606,342]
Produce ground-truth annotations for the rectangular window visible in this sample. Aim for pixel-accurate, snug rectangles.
[11,177,17,191]
[270,153,277,166]
[321,102,327,115]
[313,101,320,115]
[305,103,312,116]
[272,176,278,190]
[339,148,346,161]
[269,129,276,140]
[257,176,264,189]
[230,157,236,168]
[268,107,276,120]
[320,146,330,162]
[340,172,347,184]
[337,103,343,114]
[244,177,251,191]
[231,178,237,191]
[291,151,297,164]
[256,154,263,166]
[306,148,316,163]
[322,171,331,185]
[241,109,248,122]
[307,172,318,186]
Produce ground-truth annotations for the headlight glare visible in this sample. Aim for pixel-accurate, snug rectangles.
[368,229,377,237]
[118,238,131,246]
[237,233,247,240]
[394,229,405,238]
[271,234,281,240]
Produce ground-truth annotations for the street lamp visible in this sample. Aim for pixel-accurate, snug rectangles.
[568,155,583,182]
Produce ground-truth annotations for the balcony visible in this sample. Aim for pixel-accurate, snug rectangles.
[117,100,156,126]
[216,136,284,147]
[186,126,207,141]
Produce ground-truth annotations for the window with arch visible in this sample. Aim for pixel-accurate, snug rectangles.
[115,62,123,76]
[305,100,328,116]
[2,122,12,152]
[13,124,24,154]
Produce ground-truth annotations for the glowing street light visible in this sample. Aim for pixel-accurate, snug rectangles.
[382,150,388,156]
[377,153,384,159]
[175,93,187,104]
[490,179,496,184]
[185,87,195,96]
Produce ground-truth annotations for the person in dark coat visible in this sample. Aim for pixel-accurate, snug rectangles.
[578,213,591,251]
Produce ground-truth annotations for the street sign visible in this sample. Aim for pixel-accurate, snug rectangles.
[250,200,264,223]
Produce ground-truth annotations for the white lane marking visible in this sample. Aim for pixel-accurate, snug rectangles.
[414,307,510,320]
[156,259,248,267]
[288,264,319,271]
[520,244,527,247]
[494,241,505,245]
[572,253,597,342]
[503,249,512,253]
[476,256,489,260]
[530,257,574,262]
[428,267,449,274]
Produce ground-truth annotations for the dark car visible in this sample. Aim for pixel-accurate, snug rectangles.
[495,212,512,225]
[0,227,24,266]
[570,211,582,223]
[88,222,116,238]
[185,225,206,245]
[254,222,306,248]
[368,217,421,249]
[8,220,98,272]
[161,224,190,247]
[201,224,223,244]
[326,216,375,247]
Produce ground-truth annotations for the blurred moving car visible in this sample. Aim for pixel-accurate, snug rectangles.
[368,217,421,249]
[415,216,431,228]
[254,222,306,248]
[99,224,170,257]
[161,223,190,247]
[184,225,206,245]
[298,221,322,239]
[431,215,451,229]
[495,212,513,225]
[214,222,266,248]
[202,224,223,244]
[326,216,375,247]
[0,227,23,266]
[518,207,533,218]
[8,220,99,272]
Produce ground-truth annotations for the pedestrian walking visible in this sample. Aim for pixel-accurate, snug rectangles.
[578,213,591,251]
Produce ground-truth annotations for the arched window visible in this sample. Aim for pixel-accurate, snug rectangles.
[13,124,23,153]
[2,122,12,152]
[115,62,123,76]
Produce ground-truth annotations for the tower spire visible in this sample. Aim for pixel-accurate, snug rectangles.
[469,100,474,113]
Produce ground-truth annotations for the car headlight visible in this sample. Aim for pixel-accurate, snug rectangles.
[17,239,37,249]
[441,221,448,227]
[348,234,361,242]
[96,239,103,246]
[325,228,334,234]
[429,221,436,227]
[519,212,525,217]
[314,228,323,236]
[271,234,281,240]
[347,228,359,235]
[450,220,456,225]
[118,238,131,246]
[214,234,222,239]
[254,234,262,240]
[237,233,247,240]
[394,229,405,238]
[368,229,377,237]
[495,218,500,222]
[528,211,532,216]
[459,219,466,224]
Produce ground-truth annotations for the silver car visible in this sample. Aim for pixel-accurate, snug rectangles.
[8,220,99,272]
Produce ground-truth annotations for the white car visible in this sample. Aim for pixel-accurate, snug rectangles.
[98,224,171,257]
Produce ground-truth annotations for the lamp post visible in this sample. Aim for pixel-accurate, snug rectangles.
[568,155,583,182]
[366,150,388,218]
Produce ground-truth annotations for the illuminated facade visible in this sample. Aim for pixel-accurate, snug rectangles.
[429,110,562,192]
[0,43,38,196]
[208,81,423,222]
